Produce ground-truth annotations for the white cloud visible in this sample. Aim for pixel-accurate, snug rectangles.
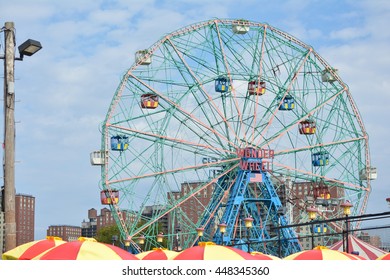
[329,27,369,41]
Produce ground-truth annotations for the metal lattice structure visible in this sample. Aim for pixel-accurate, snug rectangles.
[93,19,373,256]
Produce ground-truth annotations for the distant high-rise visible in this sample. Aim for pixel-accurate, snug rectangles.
[81,208,97,237]
[15,194,35,246]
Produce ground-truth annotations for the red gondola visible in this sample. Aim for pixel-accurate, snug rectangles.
[248,80,266,96]
[141,93,159,109]
[299,119,316,135]
[100,190,119,205]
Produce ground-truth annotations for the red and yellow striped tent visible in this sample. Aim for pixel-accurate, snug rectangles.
[284,246,366,260]
[2,236,66,260]
[250,251,281,260]
[33,237,139,260]
[377,253,390,260]
[173,242,264,260]
[330,235,387,260]
[136,248,179,260]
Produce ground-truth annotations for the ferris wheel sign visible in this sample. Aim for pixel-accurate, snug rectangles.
[237,147,274,172]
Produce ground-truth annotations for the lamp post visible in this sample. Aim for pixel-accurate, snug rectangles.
[306,206,317,249]
[218,222,227,246]
[244,216,254,253]
[340,200,353,253]
[1,22,42,251]
[386,197,390,208]
[111,235,118,246]
[175,226,181,251]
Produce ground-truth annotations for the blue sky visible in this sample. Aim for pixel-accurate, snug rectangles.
[1,0,389,240]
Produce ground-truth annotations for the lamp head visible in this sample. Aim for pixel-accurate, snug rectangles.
[218,222,227,234]
[340,200,353,216]
[18,39,42,58]
[156,233,164,243]
[137,235,145,245]
[244,216,254,229]
[196,227,204,237]
[306,206,318,220]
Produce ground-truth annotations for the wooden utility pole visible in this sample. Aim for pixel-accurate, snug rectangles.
[3,21,16,251]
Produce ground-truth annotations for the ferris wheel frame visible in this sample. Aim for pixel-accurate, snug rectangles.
[91,18,375,253]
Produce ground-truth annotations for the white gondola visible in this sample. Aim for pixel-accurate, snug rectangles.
[321,68,338,83]
[135,50,152,65]
[359,167,377,180]
[232,20,249,34]
[90,150,108,165]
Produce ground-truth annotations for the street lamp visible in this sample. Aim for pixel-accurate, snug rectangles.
[1,22,42,251]
[175,226,181,251]
[306,206,317,249]
[386,197,390,208]
[340,200,353,253]
[196,227,204,243]
[137,235,145,246]
[218,222,227,246]
[156,232,164,246]
[244,216,254,253]
[124,236,132,251]
[17,39,42,59]
[111,235,118,246]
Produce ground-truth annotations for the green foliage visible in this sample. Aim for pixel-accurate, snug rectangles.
[95,224,121,245]
[94,220,169,249]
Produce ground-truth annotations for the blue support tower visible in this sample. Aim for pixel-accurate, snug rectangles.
[198,148,301,257]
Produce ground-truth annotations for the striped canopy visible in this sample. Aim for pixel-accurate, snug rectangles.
[330,235,387,260]
[250,251,281,260]
[284,246,366,260]
[2,236,66,260]
[136,248,179,260]
[376,253,390,260]
[173,242,262,260]
[33,237,139,260]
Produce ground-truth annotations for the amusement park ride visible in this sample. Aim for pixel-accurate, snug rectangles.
[90,19,376,257]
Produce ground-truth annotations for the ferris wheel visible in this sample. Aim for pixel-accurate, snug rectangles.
[91,19,375,256]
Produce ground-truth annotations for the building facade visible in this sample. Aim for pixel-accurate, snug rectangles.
[47,225,81,242]
[15,194,35,246]
[290,181,345,249]
[81,208,97,237]
[80,207,137,238]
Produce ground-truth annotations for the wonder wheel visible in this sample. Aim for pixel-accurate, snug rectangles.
[91,19,374,256]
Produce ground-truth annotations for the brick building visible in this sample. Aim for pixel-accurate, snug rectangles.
[81,208,97,238]
[167,181,214,233]
[289,181,345,249]
[15,194,35,246]
[0,192,35,251]
[47,225,81,242]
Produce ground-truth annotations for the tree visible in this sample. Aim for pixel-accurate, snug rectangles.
[94,224,121,245]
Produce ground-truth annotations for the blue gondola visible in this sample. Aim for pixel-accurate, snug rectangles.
[215,76,232,93]
[314,224,328,233]
[312,151,329,166]
[279,95,295,110]
[111,135,129,151]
